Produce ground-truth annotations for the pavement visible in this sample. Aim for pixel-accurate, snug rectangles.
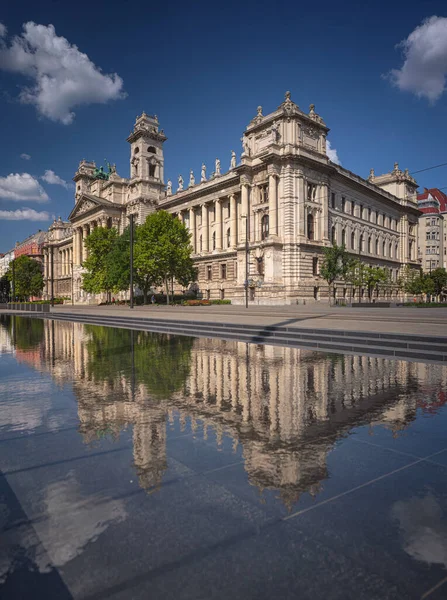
[45,303,447,338]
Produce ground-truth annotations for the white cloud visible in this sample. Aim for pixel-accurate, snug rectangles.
[387,16,447,103]
[327,140,341,165]
[41,169,73,190]
[20,153,31,160]
[0,208,54,221]
[0,173,49,202]
[0,23,7,38]
[0,22,126,124]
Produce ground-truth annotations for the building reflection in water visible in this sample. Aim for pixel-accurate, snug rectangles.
[1,315,447,509]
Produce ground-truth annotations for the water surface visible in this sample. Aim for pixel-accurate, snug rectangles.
[1,315,447,599]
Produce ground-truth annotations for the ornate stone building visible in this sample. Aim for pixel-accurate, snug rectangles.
[43,92,421,304]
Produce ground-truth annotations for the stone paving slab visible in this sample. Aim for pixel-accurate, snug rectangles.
[44,304,447,338]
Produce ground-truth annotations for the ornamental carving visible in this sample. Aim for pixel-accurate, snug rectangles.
[303,126,319,140]
[77,200,96,215]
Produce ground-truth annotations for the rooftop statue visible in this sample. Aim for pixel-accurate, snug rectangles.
[93,165,109,180]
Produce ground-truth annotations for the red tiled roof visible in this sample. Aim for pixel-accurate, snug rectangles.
[417,188,447,212]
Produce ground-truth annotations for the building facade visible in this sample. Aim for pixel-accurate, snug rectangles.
[417,188,447,272]
[42,92,421,304]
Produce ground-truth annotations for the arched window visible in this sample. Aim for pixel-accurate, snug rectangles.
[226,228,231,248]
[341,229,346,246]
[395,243,398,258]
[134,147,140,154]
[147,146,156,153]
[368,237,372,253]
[312,256,318,275]
[375,239,379,255]
[307,213,315,240]
[261,214,269,240]
[331,225,336,245]
[389,242,392,257]
[212,231,216,250]
[382,241,386,256]
[360,234,364,252]
[351,231,355,250]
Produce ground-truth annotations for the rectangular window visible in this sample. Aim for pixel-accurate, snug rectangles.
[207,265,212,280]
[221,264,227,279]
[359,204,364,219]
[341,197,346,212]
[331,192,335,209]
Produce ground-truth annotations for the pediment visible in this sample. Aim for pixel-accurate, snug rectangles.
[68,194,108,221]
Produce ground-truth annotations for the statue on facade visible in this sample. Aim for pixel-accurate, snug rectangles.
[241,136,250,156]
[189,170,195,187]
[201,163,207,182]
[215,158,221,176]
[230,150,236,169]
[178,174,184,191]
[271,122,279,143]
[167,180,172,195]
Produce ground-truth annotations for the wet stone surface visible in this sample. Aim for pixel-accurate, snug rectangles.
[0,315,447,599]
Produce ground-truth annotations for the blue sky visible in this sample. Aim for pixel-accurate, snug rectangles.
[1,0,447,252]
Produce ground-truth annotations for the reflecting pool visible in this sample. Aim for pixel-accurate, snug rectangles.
[1,315,447,599]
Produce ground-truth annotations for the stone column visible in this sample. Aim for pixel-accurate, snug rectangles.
[215,199,222,250]
[202,204,209,252]
[241,183,249,242]
[268,173,278,237]
[190,208,196,253]
[298,175,306,239]
[82,225,89,260]
[320,183,329,242]
[230,194,237,247]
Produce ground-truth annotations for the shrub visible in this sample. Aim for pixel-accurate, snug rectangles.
[210,299,231,305]
[182,299,212,306]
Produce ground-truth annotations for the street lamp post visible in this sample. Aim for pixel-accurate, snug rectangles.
[129,213,134,309]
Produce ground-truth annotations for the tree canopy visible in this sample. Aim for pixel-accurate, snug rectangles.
[134,211,197,304]
[82,227,119,295]
[6,255,44,300]
[319,244,351,302]
[80,212,196,303]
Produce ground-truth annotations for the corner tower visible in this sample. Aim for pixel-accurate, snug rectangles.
[126,113,167,220]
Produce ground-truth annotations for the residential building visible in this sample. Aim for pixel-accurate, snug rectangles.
[417,188,447,272]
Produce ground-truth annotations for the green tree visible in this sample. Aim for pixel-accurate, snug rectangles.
[362,266,389,300]
[6,255,44,300]
[320,244,351,304]
[135,211,197,304]
[398,265,422,296]
[82,227,119,297]
[428,268,447,299]
[0,275,10,302]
